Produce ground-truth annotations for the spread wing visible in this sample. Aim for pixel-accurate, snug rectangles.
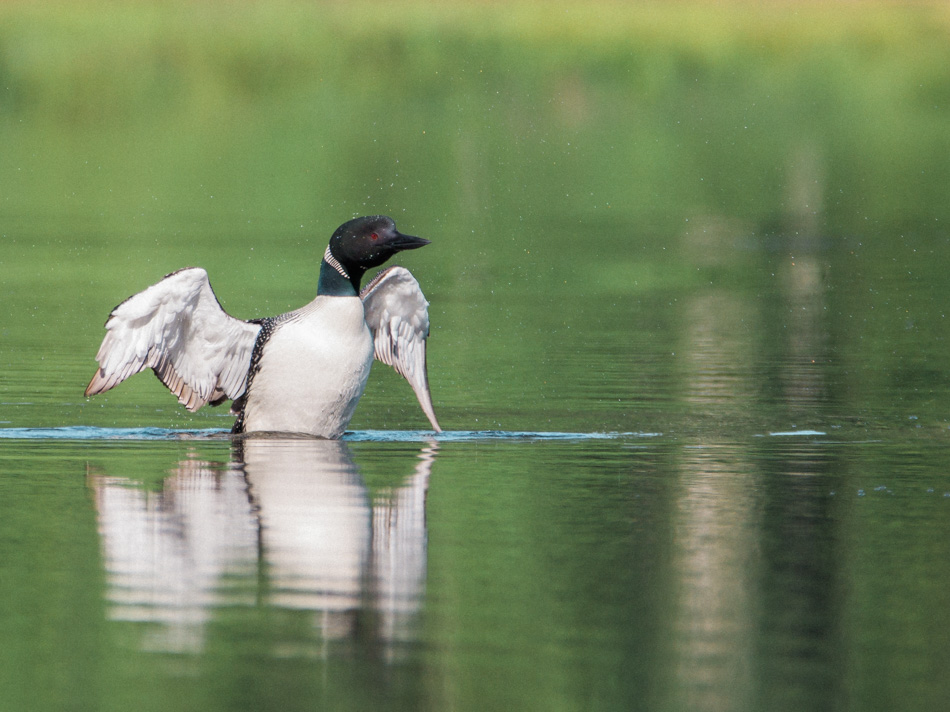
[85,268,262,412]
[361,266,441,432]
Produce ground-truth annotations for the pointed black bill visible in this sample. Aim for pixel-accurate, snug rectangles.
[391,232,431,251]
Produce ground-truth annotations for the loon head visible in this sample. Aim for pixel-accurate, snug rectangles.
[320,215,430,295]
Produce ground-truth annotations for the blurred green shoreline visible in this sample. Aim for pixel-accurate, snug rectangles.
[4,1,950,122]
[3,0,949,239]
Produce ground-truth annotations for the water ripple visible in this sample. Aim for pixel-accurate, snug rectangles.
[0,426,656,442]
[0,426,229,440]
[345,429,658,442]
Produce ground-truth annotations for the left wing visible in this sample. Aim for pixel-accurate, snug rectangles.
[85,268,261,412]
[361,266,442,432]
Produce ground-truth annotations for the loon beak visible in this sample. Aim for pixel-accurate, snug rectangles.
[391,231,430,251]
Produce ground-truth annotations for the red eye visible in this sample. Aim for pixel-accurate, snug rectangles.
[371,233,378,240]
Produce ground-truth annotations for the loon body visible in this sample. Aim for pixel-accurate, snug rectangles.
[85,216,441,438]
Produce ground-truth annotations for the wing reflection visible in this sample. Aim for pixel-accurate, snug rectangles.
[89,438,437,654]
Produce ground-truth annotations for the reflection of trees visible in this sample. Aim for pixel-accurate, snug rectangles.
[88,438,436,655]
[674,280,759,710]
[670,200,838,708]
[671,448,756,712]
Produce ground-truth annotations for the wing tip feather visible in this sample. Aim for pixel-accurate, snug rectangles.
[417,390,442,433]
[84,369,111,397]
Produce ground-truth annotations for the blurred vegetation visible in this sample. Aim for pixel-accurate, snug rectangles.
[1,0,949,432]
[3,0,950,234]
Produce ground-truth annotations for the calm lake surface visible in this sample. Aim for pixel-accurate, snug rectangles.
[3,3,950,711]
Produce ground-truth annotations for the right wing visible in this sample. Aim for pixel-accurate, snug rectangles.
[85,268,262,411]
[361,266,441,432]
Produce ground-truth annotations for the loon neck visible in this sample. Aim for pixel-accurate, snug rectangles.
[317,247,362,296]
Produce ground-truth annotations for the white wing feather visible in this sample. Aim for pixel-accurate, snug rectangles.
[361,266,441,432]
[85,268,261,411]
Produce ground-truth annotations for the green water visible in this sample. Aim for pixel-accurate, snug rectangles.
[2,2,950,710]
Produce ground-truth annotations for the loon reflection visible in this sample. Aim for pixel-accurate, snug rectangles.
[89,438,436,654]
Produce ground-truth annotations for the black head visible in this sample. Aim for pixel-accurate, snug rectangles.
[330,215,429,271]
[320,215,430,295]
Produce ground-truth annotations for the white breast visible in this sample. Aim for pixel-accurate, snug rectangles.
[241,297,374,438]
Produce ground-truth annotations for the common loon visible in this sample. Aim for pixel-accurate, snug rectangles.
[85,215,441,438]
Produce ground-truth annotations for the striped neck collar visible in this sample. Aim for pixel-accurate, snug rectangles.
[323,245,350,281]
